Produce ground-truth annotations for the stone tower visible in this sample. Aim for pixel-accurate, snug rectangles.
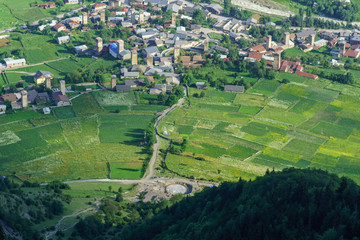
[82,12,88,25]
[131,9,136,24]
[203,39,209,52]
[146,55,153,67]
[60,80,66,95]
[340,41,346,56]
[273,52,281,70]
[171,13,176,26]
[131,49,138,65]
[284,32,290,48]
[309,34,315,46]
[173,45,180,63]
[117,40,124,57]
[111,75,117,89]
[100,11,106,23]
[139,10,145,24]
[21,90,28,108]
[96,37,103,53]
[45,77,51,89]
[266,35,272,50]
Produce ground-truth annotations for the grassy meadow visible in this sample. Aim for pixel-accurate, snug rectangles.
[159,75,360,184]
[0,91,161,182]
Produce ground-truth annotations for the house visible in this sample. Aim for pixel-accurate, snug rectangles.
[3,58,26,68]
[0,105,6,115]
[34,71,54,84]
[330,49,341,57]
[93,3,107,11]
[180,55,205,67]
[109,0,122,7]
[0,93,19,103]
[118,50,131,60]
[167,3,180,13]
[314,39,328,47]
[53,94,71,106]
[125,79,145,87]
[11,102,22,110]
[43,107,51,114]
[196,82,205,89]
[37,3,56,8]
[248,44,266,53]
[53,23,66,32]
[344,49,360,58]
[27,89,38,103]
[57,36,70,44]
[150,84,172,94]
[64,0,79,4]
[36,92,50,104]
[142,46,159,57]
[295,28,316,41]
[74,45,88,54]
[224,85,244,93]
[166,76,180,85]
[121,68,140,78]
[115,85,131,92]
[207,4,223,14]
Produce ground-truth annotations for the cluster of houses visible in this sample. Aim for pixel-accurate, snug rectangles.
[0,71,70,114]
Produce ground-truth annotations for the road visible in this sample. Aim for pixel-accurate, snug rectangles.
[2,56,70,72]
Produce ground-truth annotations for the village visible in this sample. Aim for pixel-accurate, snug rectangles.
[1,0,360,113]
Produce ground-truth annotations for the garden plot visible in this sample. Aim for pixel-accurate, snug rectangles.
[0,131,20,146]
[93,91,136,106]
[248,79,281,96]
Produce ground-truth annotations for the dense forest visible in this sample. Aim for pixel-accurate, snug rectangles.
[292,0,358,21]
[120,168,360,240]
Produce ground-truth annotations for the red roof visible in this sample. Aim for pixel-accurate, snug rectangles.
[352,44,360,49]
[249,44,266,53]
[248,52,263,61]
[107,22,117,27]
[344,49,360,58]
[295,71,318,79]
[93,3,106,9]
[122,7,128,12]
[54,23,65,30]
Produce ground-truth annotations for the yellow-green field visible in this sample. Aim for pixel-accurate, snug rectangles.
[0,91,160,182]
[159,76,360,184]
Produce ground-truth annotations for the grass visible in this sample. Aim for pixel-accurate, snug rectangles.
[110,162,143,179]
[20,34,71,64]
[63,182,135,197]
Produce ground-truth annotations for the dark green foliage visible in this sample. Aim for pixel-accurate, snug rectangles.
[123,168,360,240]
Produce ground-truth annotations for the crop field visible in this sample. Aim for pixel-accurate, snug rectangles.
[46,57,95,73]
[0,91,160,182]
[159,77,360,184]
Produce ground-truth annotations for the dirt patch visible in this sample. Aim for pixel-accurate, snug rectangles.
[0,39,9,47]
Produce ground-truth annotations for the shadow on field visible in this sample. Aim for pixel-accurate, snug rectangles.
[116,168,139,172]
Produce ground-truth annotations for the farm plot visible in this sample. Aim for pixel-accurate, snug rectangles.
[0,94,159,182]
[72,93,104,116]
[161,82,360,184]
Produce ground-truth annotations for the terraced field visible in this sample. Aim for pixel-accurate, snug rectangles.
[0,91,162,182]
[159,77,360,184]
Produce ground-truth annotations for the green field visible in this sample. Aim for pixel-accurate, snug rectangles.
[159,76,360,184]
[21,34,71,64]
[0,91,161,182]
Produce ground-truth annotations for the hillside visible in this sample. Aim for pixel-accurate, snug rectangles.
[122,168,360,240]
